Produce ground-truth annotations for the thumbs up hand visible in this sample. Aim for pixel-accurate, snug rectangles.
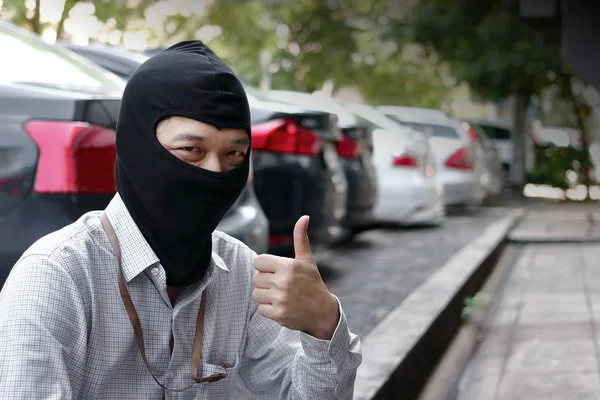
[252,216,340,340]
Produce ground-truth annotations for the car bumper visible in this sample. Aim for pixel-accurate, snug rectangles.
[438,169,479,206]
[252,152,347,251]
[374,169,445,224]
[341,158,377,229]
[217,186,269,255]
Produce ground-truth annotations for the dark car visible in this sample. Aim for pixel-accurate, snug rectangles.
[59,41,151,80]
[62,42,348,251]
[246,91,348,250]
[0,23,268,287]
[267,90,378,231]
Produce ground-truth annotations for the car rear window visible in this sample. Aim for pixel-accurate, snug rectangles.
[393,121,459,139]
[475,125,511,140]
[0,24,124,92]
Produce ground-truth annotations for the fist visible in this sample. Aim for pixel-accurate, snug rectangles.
[252,216,340,340]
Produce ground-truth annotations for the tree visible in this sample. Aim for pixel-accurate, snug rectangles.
[1,0,155,41]
[354,43,454,107]
[92,0,155,40]
[195,0,450,107]
[192,0,360,92]
[1,0,453,108]
[555,73,596,193]
[402,0,564,192]
[1,0,43,34]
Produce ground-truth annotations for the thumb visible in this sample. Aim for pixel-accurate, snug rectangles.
[293,215,314,262]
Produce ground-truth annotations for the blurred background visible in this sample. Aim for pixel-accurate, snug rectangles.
[1,1,600,398]
[1,0,598,199]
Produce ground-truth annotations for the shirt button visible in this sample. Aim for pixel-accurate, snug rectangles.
[151,267,160,277]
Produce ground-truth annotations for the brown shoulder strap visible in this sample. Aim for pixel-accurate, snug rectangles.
[100,213,225,392]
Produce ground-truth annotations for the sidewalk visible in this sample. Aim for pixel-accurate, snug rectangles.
[457,206,600,399]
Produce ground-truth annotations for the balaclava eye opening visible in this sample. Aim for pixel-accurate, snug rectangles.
[114,40,251,287]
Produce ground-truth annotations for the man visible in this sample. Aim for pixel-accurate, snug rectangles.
[0,41,361,399]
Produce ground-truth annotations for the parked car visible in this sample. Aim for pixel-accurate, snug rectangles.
[460,121,504,199]
[468,120,513,177]
[343,103,445,225]
[58,41,150,80]
[469,119,538,181]
[144,47,165,57]
[536,126,583,150]
[60,43,348,250]
[246,91,348,250]
[378,106,487,207]
[266,90,378,232]
[0,22,269,288]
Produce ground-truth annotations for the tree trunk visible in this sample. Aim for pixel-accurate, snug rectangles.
[30,0,42,34]
[569,85,592,199]
[510,91,530,196]
[56,0,80,41]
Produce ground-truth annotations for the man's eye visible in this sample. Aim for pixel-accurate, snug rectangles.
[229,150,246,157]
[182,147,200,152]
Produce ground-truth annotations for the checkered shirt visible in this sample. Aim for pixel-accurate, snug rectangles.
[0,194,361,399]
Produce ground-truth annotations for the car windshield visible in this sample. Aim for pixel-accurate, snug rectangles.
[475,124,511,140]
[389,120,459,139]
[0,24,125,93]
[269,91,357,127]
[345,104,402,131]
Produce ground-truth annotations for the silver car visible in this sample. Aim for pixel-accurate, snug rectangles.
[378,106,487,207]
[344,103,445,225]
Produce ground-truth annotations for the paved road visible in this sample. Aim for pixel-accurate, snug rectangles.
[316,207,508,338]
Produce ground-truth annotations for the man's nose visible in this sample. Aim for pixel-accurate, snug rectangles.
[201,154,222,173]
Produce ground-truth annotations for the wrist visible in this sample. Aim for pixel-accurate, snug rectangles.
[307,293,340,340]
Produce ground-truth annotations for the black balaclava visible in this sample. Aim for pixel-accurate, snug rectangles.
[114,40,251,287]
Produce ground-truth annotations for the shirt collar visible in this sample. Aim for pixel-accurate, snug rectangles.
[104,194,229,283]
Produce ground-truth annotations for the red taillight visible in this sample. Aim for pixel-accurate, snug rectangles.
[252,119,322,155]
[393,154,418,167]
[336,136,362,159]
[24,121,116,194]
[445,147,473,170]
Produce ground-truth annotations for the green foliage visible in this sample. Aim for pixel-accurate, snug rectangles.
[403,0,563,100]
[1,0,42,33]
[529,144,595,189]
[196,0,359,91]
[198,0,451,103]
[461,291,490,322]
[92,0,154,32]
[1,0,154,39]
[355,45,453,107]
[0,0,453,106]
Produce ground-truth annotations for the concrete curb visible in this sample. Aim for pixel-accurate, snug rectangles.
[507,235,600,243]
[353,208,524,400]
[418,244,522,400]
